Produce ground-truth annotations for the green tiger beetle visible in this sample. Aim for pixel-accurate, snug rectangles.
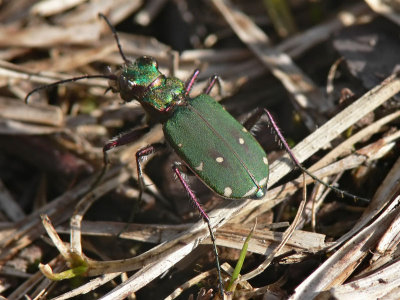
[25,13,368,299]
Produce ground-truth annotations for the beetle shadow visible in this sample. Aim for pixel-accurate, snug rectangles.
[267,155,305,199]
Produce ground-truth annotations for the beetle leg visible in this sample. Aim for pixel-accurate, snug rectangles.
[243,107,305,163]
[262,109,369,201]
[172,164,225,299]
[204,75,223,96]
[89,126,151,194]
[246,108,369,202]
[103,126,151,164]
[135,143,166,205]
[115,142,166,236]
[172,163,209,221]
[117,142,166,236]
[185,71,223,97]
[184,69,200,95]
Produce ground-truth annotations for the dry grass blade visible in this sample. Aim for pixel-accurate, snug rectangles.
[51,272,121,300]
[97,236,208,300]
[371,158,400,262]
[365,0,400,25]
[213,224,327,255]
[239,186,306,281]
[164,268,218,300]
[134,0,168,26]
[0,97,63,127]
[309,110,400,172]
[290,196,400,299]
[0,23,102,48]
[276,3,372,57]
[328,257,400,299]
[31,0,87,17]
[211,0,327,130]
[57,221,190,242]
[0,59,108,87]
[7,256,65,300]
[0,166,126,261]
[326,130,400,251]
[0,180,25,222]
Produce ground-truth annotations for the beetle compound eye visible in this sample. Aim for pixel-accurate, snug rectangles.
[117,75,143,102]
[117,75,128,91]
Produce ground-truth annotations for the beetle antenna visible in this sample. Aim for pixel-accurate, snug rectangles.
[25,74,116,103]
[98,13,131,64]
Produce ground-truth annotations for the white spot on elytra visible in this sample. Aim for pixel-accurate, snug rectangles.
[239,138,244,144]
[242,127,248,132]
[195,162,204,171]
[216,157,224,163]
[224,187,232,197]
[178,143,183,148]
[263,157,268,165]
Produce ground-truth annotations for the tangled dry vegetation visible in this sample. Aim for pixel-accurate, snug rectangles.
[0,0,399,299]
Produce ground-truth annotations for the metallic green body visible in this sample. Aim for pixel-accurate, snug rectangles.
[116,56,269,199]
[164,94,269,199]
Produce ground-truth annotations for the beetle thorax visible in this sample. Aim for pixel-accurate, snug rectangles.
[142,77,186,110]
